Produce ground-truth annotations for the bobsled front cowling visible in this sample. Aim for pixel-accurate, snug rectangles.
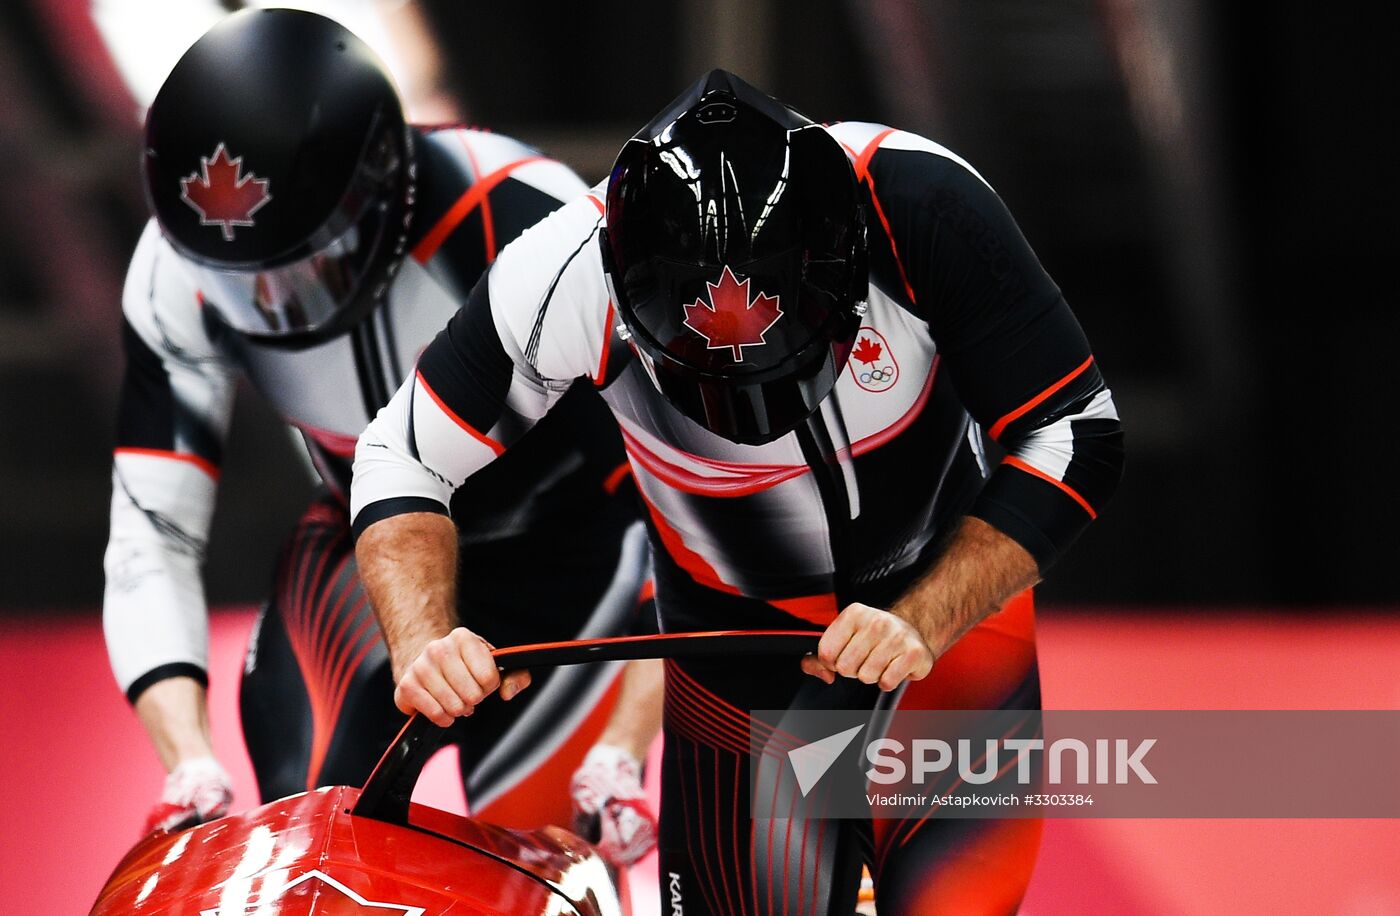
[92,786,624,915]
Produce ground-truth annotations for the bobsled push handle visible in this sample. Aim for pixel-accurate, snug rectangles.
[352,629,821,825]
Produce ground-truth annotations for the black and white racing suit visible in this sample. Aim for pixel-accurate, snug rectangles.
[351,123,1125,913]
[104,126,650,820]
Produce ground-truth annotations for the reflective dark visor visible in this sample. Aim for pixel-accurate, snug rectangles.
[633,322,850,445]
[186,194,393,338]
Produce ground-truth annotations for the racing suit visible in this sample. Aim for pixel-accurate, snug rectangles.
[351,123,1124,912]
[104,126,650,823]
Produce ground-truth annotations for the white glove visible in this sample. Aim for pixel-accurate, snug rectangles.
[144,757,233,834]
[570,744,657,867]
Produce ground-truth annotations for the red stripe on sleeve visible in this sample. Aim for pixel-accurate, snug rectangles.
[1003,455,1097,518]
[455,132,498,262]
[847,128,918,306]
[854,127,896,176]
[114,446,220,481]
[592,299,616,386]
[988,355,1095,442]
[414,370,505,457]
[411,155,546,263]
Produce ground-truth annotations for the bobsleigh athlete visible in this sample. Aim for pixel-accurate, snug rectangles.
[352,70,1124,912]
[103,8,660,867]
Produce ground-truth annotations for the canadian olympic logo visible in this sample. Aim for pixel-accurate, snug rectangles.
[848,326,899,393]
[862,366,896,385]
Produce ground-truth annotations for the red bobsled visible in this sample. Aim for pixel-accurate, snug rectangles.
[91,631,819,915]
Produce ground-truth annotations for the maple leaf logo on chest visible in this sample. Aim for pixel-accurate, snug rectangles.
[682,265,784,361]
[851,336,883,365]
[179,143,272,241]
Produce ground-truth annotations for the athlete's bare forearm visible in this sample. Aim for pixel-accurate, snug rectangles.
[892,515,1040,656]
[356,511,531,726]
[133,676,216,772]
[355,511,460,682]
[805,516,1039,689]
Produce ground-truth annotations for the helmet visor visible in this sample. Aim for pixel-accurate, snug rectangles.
[187,194,393,338]
[641,323,851,445]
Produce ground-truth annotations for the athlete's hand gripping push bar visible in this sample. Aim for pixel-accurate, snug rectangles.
[355,630,820,825]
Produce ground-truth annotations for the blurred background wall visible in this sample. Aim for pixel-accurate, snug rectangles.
[0,0,1393,611]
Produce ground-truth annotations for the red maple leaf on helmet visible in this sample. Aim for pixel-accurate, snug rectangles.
[682,265,784,361]
[179,143,272,241]
[851,336,883,365]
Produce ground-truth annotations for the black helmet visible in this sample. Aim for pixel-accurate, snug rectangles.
[143,8,414,346]
[601,70,867,445]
